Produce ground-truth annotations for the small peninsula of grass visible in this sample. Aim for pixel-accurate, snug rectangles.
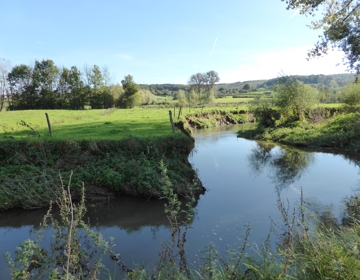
[0,108,206,211]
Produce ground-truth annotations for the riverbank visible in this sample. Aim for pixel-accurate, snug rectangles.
[175,109,252,135]
[0,134,204,211]
[237,110,360,152]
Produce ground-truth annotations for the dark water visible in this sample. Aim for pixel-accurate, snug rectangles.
[1,125,360,278]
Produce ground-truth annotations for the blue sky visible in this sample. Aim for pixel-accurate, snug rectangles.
[0,0,349,84]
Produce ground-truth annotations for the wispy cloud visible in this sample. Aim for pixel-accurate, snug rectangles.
[288,9,299,19]
[115,53,133,60]
[211,37,218,55]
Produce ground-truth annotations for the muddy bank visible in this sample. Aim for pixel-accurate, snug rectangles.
[175,109,253,133]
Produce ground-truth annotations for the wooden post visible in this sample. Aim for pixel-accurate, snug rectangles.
[169,110,175,133]
[45,112,52,136]
[177,106,182,120]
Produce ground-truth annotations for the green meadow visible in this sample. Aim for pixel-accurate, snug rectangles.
[0,108,177,141]
[0,106,253,141]
[214,95,254,103]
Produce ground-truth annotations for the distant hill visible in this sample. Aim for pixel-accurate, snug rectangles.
[139,73,356,95]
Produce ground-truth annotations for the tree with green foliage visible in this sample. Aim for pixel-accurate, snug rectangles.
[188,70,220,103]
[275,77,319,120]
[7,64,35,109]
[243,83,251,92]
[282,0,360,74]
[118,75,141,108]
[68,66,85,109]
[341,82,360,105]
[32,59,59,109]
[141,89,156,105]
[250,95,279,127]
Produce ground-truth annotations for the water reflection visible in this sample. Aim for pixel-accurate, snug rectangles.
[0,195,197,232]
[248,142,315,190]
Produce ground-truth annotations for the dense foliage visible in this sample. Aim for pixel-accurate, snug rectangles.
[341,81,360,105]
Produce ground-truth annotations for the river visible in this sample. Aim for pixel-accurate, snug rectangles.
[1,125,360,278]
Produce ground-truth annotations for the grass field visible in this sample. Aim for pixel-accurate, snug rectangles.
[0,108,178,141]
[155,95,175,103]
[0,106,245,141]
[214,95,254,104]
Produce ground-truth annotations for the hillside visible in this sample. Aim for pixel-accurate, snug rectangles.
[139,73,356,95]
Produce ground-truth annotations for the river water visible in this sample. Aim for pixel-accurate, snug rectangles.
[1,125,360,278]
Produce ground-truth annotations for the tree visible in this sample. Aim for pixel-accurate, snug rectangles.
[175,90,188,106]
[204,70,220,92]
[32,59,60,109]
[243,83,251,92]
[68,66,85,109]
[188,70,220,103]
[250,95,279,127]
[0,58,11,111]
[282,0,360,74]
[7,64,34,109]
[118,75,141,108]
[275,77,318,120]
[188,73,205,96]
[341,82,360,105]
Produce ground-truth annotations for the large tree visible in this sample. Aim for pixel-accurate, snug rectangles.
[119,75,141,108]
[282,0,360,74]
[275,77,319,120]
[341,81,360,104]
[188,70,220,103]
[32,59,60,109]
[7,64,35,109]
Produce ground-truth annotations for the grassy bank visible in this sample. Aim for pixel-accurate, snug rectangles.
[0,135,203,211]
[0,108,210,211]
[238,107,360,152]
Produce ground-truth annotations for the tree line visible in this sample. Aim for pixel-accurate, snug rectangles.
[0,58,149,111]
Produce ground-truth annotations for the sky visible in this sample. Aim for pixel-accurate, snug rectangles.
[0,0,351,85]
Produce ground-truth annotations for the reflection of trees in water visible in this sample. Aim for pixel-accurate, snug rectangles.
[248,142,315,190]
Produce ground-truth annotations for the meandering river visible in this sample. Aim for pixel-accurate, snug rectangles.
[1,125,360,278]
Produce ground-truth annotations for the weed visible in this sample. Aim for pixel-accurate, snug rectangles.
[6,173,121,279]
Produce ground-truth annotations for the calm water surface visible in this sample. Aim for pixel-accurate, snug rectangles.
[1,125,360,278]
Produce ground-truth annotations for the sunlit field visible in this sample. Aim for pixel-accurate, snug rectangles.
[0,108,177,141]
[0,106,247,141]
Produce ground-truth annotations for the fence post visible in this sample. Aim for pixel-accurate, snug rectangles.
[45,112,52,136]
[169,110,175,133]
[178,106,182,120]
